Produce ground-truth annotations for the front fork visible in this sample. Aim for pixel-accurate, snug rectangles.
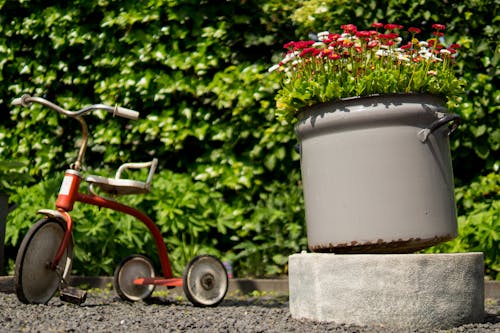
[37,170,87,304]
[38,169,81,270]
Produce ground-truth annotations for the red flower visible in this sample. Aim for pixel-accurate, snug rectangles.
[400,42,412,50]
[355,30,372,38]
[412,56,422,63]
[408,27,421,34]
[299,47,318,57]
[340,24,357,33]
[342,40,355,48]
[285,40,315,51]
[432,23,446,30]
[384,23,404,30]
[328,33,341,40]
[379,33,399,39]
[449,43,461,49]
[371,22,384,28]
[433,31,445,37]
[328,53,341,60]
[367,40,379,48]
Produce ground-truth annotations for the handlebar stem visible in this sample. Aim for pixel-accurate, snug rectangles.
[73,116,88,171]
[13,95,93,171]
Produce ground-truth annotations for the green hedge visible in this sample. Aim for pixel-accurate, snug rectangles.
[1,0,498,279]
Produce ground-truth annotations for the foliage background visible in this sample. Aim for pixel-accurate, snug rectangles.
[1,0,498,279]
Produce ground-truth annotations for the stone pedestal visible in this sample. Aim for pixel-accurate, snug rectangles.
[289,253,484,330]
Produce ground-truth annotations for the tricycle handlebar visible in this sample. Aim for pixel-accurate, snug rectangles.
[11,94,140,120]
[11,94,140,171]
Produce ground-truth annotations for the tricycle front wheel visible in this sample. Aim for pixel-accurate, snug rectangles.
[14,218,73,304]
[183,255,228,307]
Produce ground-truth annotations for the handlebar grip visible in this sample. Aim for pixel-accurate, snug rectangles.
[11,94,32,107]
[114,106,140,120]
[11,97,24,106]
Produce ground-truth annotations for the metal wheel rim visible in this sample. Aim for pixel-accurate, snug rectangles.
[184,256,228,306]
[15,220,70,304]
[115,255,155,301]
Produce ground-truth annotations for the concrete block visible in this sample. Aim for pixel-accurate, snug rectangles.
[289,252,484,330]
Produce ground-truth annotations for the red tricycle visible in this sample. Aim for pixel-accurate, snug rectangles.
[11,94,228,306]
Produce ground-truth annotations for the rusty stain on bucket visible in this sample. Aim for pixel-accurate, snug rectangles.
[309,234,454,254]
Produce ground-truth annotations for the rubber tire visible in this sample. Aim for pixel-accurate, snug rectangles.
[14,218,73,304]
[183,255,228,307]
[113,254,156,302]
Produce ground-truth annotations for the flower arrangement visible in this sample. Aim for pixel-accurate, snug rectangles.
[269,23,465,121]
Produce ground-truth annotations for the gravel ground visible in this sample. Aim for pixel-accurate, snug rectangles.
[0,289,498,333]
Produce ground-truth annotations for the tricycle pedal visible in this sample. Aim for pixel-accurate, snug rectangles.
[60,286,87,305]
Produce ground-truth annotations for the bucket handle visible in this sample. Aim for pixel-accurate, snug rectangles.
[417,113,460,143]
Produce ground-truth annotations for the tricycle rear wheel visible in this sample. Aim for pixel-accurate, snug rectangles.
[114,254,156,302]
[183,255,228,307]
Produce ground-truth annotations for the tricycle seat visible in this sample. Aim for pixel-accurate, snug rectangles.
[85,158,158,195]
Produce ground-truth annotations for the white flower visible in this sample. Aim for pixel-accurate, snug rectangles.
[398,55,410,62]
[440,49,451,55]
[419,47,429,54]
[419,41,429,47]
[317,31,330,41]
[282,52,297,64]
[268,64,280,72]
[421,52,432,59]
